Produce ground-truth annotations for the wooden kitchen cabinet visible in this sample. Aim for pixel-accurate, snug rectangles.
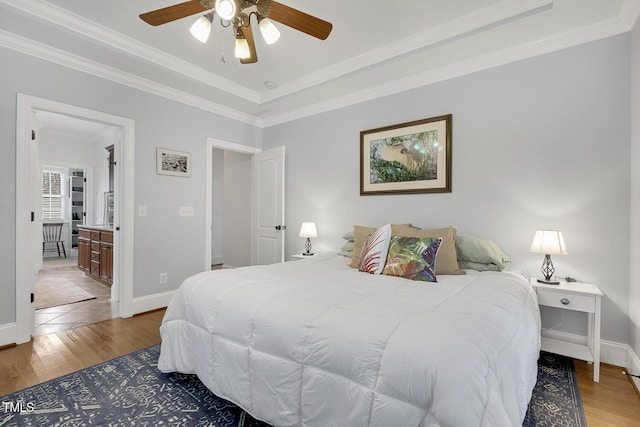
[77,231,91,273]
[77,227,113,286]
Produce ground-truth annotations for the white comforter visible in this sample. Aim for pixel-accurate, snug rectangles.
[158,254,540,427]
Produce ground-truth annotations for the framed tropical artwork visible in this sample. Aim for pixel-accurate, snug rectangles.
[360,114,452,195]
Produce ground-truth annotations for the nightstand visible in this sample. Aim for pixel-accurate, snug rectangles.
[531,278,603,382]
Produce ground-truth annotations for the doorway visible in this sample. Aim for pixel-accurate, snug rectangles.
[15,94,136,345]
[205,138,286,270]
[34,112,120,335]
[211,148,252,268]
[206,138,259,271]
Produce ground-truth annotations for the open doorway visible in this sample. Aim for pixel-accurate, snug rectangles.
[205,139,285,270]
[211,148,252,269]
[34,112,120,335]
[205,138,260,272]
[15,93,136,345]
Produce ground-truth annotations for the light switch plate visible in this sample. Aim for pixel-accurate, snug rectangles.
[138,205,147,217]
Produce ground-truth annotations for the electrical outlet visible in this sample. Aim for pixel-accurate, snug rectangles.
[179,206,194,217]
[159,273,168,285]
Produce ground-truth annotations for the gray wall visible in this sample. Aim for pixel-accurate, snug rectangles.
[0,45,259,323]
[630,20,640,360]
[264,34,631,345]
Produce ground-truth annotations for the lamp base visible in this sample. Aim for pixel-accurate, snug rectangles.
[302,252,314,256]
[537,278,560,285]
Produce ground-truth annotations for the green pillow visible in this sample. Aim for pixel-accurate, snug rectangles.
[455,235,511,271]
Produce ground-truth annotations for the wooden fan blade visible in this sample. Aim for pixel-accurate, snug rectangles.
[140,0,208,26]
[268,1,332,40]
[240,24,258,64]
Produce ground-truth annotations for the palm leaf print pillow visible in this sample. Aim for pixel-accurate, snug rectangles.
[382,236,442,282]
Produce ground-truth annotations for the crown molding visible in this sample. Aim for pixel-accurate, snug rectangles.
[1,0,637,129]
[0,30,263,127]
[0,0,259,104]
[1,0,553,106]
[262,9,635,127]
[620,0,640,30]
[259,0,553,104]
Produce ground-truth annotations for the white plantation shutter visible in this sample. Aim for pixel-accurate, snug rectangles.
[42,170,63,220]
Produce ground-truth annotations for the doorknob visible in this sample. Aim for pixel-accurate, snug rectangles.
[275,225,287,231]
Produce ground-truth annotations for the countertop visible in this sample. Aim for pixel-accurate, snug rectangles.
[78,225,114,231]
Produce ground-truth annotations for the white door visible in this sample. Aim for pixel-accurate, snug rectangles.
[251,146,285,265]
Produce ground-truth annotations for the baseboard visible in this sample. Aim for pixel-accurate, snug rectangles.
[130,290,176,316]
[541,329,629,367]
[0,322,17,347]
[627,345,640,392]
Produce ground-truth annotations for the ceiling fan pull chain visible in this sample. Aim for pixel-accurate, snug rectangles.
[219,31,226,63]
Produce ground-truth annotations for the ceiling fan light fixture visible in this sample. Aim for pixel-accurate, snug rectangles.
[189,12,214,43]
[258,17,280,45]
[215,0,237,21]
[234,36,251,59]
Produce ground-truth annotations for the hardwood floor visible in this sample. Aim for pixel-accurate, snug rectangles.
[1,309,639,426]
[0,309,163,396]
[575,360,640,426]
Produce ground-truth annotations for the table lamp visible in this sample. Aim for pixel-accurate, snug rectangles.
[299,222,317,256]
[530,230,567,284]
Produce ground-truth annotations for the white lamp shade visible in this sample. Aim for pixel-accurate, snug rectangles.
[189,15,213,43]
[530,230,568,255]
[259,18,280,45]
[299,222,318,238]
[215,0,236,20]
[234,37,250,59]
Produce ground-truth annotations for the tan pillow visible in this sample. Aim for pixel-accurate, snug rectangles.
[391,225,463,275]
[349,224,414,269]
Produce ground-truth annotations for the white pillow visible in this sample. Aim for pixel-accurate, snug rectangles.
[358,224,392,274]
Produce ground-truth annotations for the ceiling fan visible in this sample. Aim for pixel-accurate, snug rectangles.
[139,0,333,64]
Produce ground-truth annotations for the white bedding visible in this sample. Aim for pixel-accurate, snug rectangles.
[158,254,541,427]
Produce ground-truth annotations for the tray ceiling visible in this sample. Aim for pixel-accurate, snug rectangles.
[0,0,637,126]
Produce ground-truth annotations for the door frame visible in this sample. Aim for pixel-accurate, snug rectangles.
[15,93,135,344]
[205,137,260,271]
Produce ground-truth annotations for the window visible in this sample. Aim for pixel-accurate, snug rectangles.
[42,170,63,220]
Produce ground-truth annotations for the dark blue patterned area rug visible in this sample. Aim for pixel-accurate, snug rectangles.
[1,346,585,426]
[523,351,587,427]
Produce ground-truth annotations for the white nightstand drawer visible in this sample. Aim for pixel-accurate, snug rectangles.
[537,289,595,313]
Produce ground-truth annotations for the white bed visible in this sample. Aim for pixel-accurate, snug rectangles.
[158,254,541,427]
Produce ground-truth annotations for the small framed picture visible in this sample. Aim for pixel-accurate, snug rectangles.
[156,148,191,177]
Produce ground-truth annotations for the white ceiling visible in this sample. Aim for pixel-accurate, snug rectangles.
[1,0,638,128]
